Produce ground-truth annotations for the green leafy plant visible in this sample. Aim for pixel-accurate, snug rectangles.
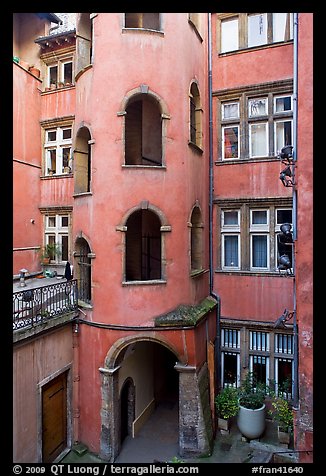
[215,386,239,419]
[238,372,266,410]
[269,397,293,432]
[39,243,61,262]
[168,456,185,463]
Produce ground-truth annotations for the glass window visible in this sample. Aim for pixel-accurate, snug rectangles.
[249,98,267,117]
[62,128,72,140]
[250,331,270,351]
[222,126,239,159]
[274,95,292,113]
[221,18,239,53]
[276,209,292,226]
[47,131,56,142]
[275,120,292,155]
[63,62,73,84]
[61,216,69,227]
[251,235,268,268]
[49,65,58,86]
[251,355,269,385]
[249,123,268,157]
[222,352,239,387]
[223,211,239,226]
[222,329,240,348]
[273,13,293,42]
[223,235,239,268]
[248,13,267,47]
[252,210,268,225]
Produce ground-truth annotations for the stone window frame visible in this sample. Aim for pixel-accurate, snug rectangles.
[41,46,76,91]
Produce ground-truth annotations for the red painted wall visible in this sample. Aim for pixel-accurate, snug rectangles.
[294,13,313,462]
[13,64,42,274]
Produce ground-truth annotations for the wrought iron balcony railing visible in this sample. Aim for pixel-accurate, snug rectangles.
[13,279,78,331]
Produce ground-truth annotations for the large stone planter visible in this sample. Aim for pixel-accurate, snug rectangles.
[237,404,266,439]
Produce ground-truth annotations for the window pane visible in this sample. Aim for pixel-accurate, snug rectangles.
[224,235,238,267]
[275,120,292,153]
[276,209,292,225]
[49,66,58,86]
[222,102,239,119]
[249,98,267,117]
[221,18,239,53]
[48,216,56,227]
[224,211,239,226]
[275,96,292,113]
[223,353,238,387]
[252,210,267,225]
[273,13,293,42]
[47,131,56,142]
[63,128,72,140]
[62,147,71,170]
[61,235,68,261]
[223,126,239,159]
[252,235,267,268]
[48,149,57,173]
[253,355,267,384]
[277,358,293,398]
[61,216,69,227]
[250,123,267,157]
[248,13,267,47]
[63,62,73,84]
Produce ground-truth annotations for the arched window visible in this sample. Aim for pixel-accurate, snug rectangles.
[189,82,203,149]
[125,13,160,31]
[125,94,162,166]
[74,126,91,193]
[190,205,203,272]
[74,237,91,304]
[126,209,162,281]
[76,13,93,75]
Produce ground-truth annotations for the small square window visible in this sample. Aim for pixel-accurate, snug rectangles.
[62,128,72,140]
[274,95,292,113]
[223,210,239,226]
[276,209,292,226]
[61,216,69,227]
[252,210,267,225]
[48,216,56,227]
[47,131,56,142]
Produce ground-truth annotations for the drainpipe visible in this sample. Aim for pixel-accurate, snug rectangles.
[208,13,221,391]
[292,12,299,409]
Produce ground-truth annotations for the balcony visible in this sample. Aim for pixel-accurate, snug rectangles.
[13,277,79,342]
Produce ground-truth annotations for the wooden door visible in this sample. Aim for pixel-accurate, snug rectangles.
[42,372,67,463]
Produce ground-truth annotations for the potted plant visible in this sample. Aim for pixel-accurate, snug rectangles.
[237,372,267,440]
[215,386,239,432]
[269,397,293,446]
[39,243,61,264]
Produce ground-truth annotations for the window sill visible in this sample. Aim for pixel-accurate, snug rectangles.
[218,40,294,57]
[41,85,75,94]
[188,141,203,155]
[122,279,167,286]
[122,164,166,170]
[190,268,208,278]
[73,192,93,198]
[78,300,93,309]
[215,269,294,278]
[122,28,164,37]
[215,156,280,166]
[41,174,73,179]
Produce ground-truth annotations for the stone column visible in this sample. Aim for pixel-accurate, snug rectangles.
[175,362,213,458]
[99,366,120,462]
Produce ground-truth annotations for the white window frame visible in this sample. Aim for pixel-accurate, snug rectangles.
[44,126,73,176]
[247,13,268,48]
[274,357,294,398]
[272,13,294,43]
[221,17,239,53]
[275,208,293,269]
[273,94,293,114]
[222,328,240,349]
[221,210,241,270]
[250,209,269,231]
[250,234,269,270]
[249,122,269,158]
[249,355,270,385]
[47,57,74,88]
[222,125,240,160]
[274,118,293,156]
[44,213,70,264]
[222,101,240,120]
[221,351,241,388]
[249,330,270,351]
[250,210,270,270]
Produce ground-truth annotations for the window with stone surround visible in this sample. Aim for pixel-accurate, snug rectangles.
[217,200,293,274]
[124,13,161,31]
[43,212,71,264]
[221,324,294,399]
[217,84,293,161]
[42,120,74,176]
[218,13,293,54]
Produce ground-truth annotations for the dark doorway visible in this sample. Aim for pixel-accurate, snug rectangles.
[120,378,135,444]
